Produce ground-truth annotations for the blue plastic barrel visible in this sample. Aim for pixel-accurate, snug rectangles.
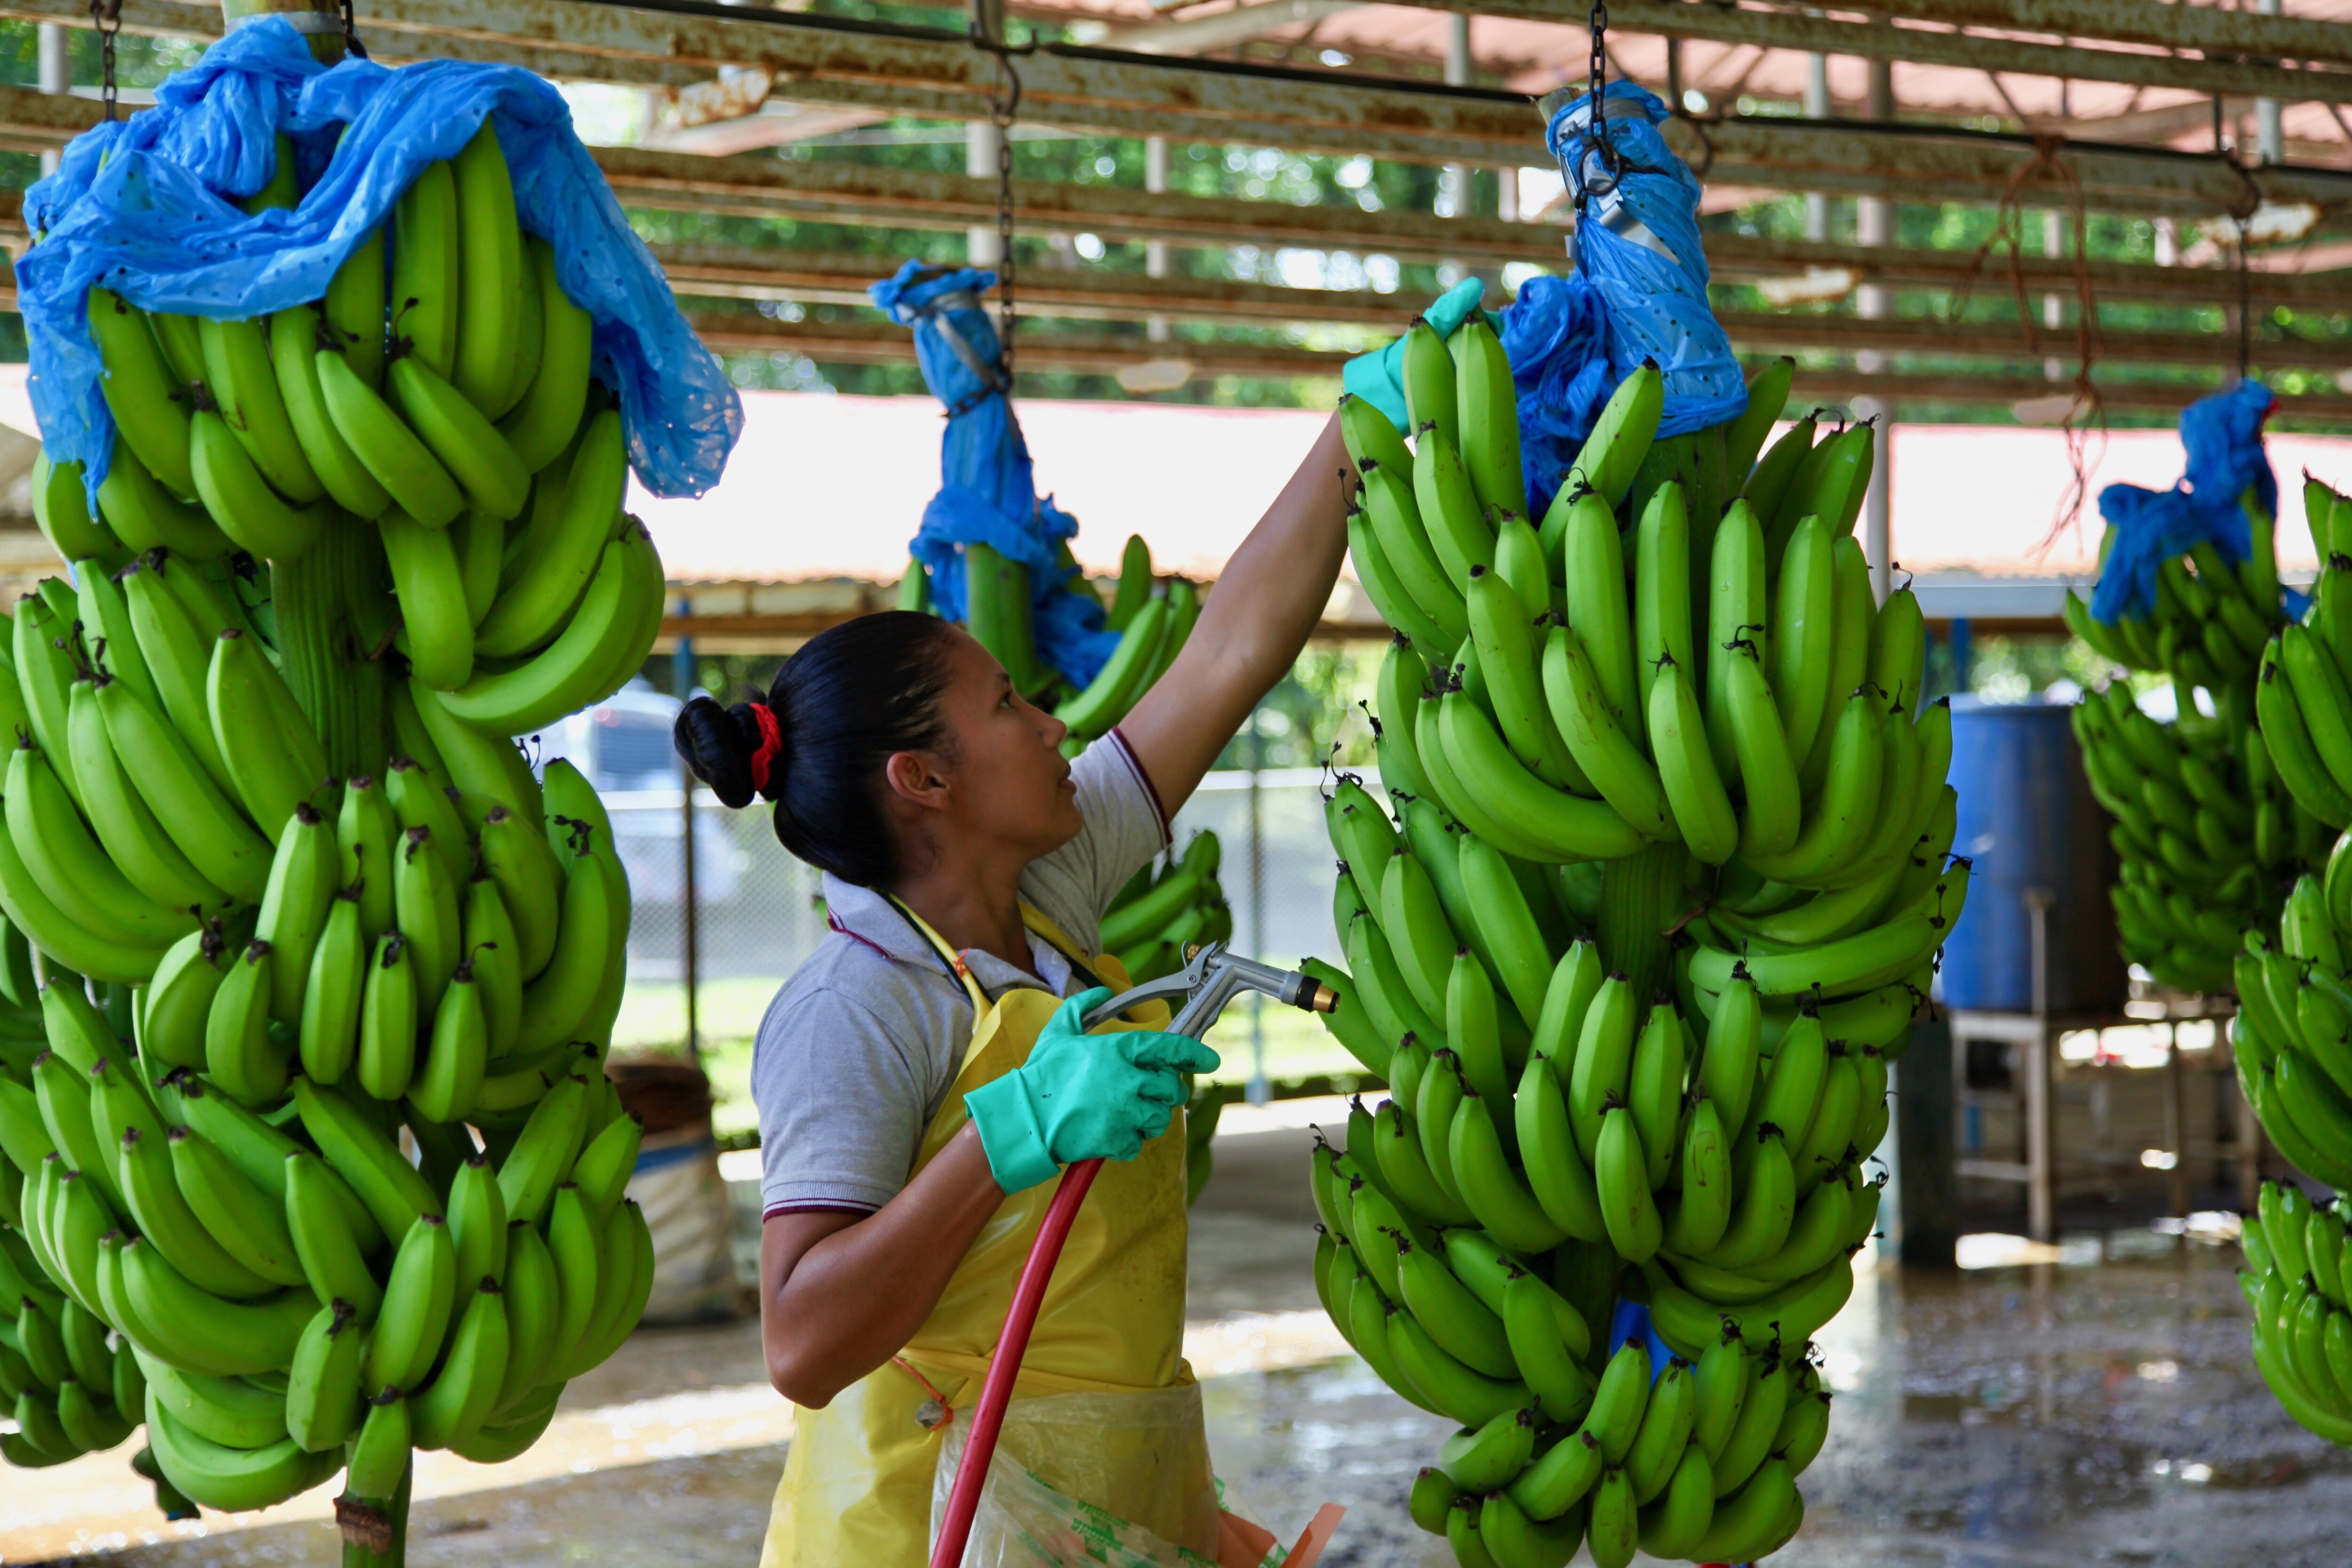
[1939,696,2126,1014]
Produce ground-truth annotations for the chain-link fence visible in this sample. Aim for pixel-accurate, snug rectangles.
[610,764,1379,1127]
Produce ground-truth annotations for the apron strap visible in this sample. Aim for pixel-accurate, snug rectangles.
[880,895,1108,1013]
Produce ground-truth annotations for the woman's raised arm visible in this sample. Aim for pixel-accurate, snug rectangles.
[1117,411,1352,815]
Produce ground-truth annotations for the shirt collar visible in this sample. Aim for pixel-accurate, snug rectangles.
[821,873,1065,1000]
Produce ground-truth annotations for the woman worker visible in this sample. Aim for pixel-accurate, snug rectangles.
[675,373,1407,1563]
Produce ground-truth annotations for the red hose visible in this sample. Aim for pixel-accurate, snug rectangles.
[929,1156,1104,1568]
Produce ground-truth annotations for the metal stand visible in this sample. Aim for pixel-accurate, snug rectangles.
[1951,893,2238,1241]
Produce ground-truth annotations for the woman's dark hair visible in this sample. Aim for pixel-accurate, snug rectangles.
[674,611,961,887]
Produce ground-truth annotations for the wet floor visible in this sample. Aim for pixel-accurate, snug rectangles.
[11,1118,2350,1566]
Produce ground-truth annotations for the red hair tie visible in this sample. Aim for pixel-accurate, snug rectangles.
[748,702,784,795]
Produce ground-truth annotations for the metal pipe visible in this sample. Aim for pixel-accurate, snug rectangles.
[1144,135,1169,344]
[1439,13,1470,221]
[2257,0,2285,166]
[1804,52,1830,243]
[36,21,65,178]
[672,618,701,1065]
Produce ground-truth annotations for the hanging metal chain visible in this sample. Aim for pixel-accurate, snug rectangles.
[2215,94,2257,384]
[1586,0,1616,180]
[969,8,1030,389]
[340,0,369,60]
[2237,216,2254,382]
[89,0,120,122]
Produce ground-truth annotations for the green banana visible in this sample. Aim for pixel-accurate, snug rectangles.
[366,1210,456,1394]
[412,1278,509,1450]
[285,1299,368,1453]
[477,410,627,658]
[145,1388,330,1513]
[1450,1093,1567,1252]
[500,238,594,471]
[1515,1053,1606,1243]
[204,940,286,1106]
[118,1234,318,1378]
[1438,693,1646,863]
[495,1072,590,1227]
[1414,424,1496,594]
[67,678,230,915]
[95,670,273,904]
[6,741,197,950]
[411,959,490,1125]
[87,288,195,502]
[189,408,324,560]
[381,507,478,691]
[1438,1403,1537,1491]
[1467,569,1585,792]
[292,1078,436,1245]
[117,1125,276,1299]
[1559,362,1662,511]
[169,1125,306,1288]
[318,347,466,530]
[198,313,324,504]
[96,448,235,561]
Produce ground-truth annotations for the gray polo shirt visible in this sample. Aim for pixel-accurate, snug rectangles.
[752,732,1172,1219]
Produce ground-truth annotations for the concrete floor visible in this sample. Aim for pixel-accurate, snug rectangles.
[10,1117,2350,1567]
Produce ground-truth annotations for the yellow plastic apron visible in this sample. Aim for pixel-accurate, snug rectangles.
[761,900,1210,1568]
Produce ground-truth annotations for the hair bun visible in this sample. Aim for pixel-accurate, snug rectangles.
[673,694,766,809]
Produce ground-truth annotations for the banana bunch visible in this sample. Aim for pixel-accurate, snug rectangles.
[903,534,1200,751]
[2060,499,2283,696]
[2239,1177,2352,1448]
[1299,336,1959,1566]
[0,757,652,1524]
[41,121,664,748]
[3,114,690,1549]
[1103,830,1230,986]
[2071,682,2303,994]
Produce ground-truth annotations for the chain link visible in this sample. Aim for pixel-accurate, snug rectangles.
[1586,0,1615,178]
[89,0,120,123]
[341,0,368,60]
[969,9,1029,389]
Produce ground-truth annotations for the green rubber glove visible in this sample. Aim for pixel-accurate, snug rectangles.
[965,987,1223,1193]
[1341,277,1498,433]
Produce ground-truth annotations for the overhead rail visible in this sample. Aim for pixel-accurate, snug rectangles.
[695,312,2352,420]
[6,0,2352,216]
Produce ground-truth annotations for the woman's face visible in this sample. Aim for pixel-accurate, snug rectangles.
[899,628,1084,864]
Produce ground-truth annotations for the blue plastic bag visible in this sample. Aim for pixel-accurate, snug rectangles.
[870,259,1121,689]
[1498,82,1748,513]
[2091,380,2279,625]
[18,18,739,505]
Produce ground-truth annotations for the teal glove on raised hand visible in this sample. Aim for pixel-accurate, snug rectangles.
[1341,277,1499,433]
[965,986,1224,1194]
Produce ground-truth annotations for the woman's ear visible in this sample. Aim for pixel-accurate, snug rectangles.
[882,749,952,812]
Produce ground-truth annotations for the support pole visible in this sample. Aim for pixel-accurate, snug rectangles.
[967,0,1006,269]
[2257,0,2285,165]
[1247,704,1267,1106]
[36,23,66,178]
[1439,15,1471,221]
[1857,49,1894,602]
[1144,136,1170,345]
[674,622,701,1067]
[1804,55,1831,243]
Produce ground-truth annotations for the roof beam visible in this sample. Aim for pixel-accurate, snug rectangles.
[603,152,2352,315]
[1826,0,2352,70]
[698,313,2352,421]
[687,301,2352,383]
[7,0,2352,216]
[1097,0,1363,57]
[7,86,2329,314]
[1372,0,2352,106]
